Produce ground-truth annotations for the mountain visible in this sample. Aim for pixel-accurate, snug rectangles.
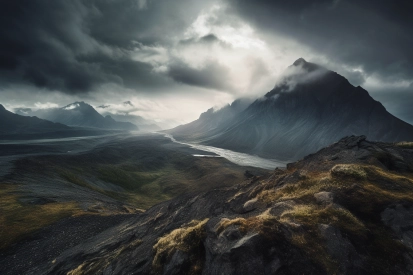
[168,58,413,160]
[95,101,162,131]
[18,102,138,131]
[103,113,162,132]
[0,104,69,135]
[7,136,413,274]
[169,98,253,140]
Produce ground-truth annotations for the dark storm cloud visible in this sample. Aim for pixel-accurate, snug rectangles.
[229,0,413,83]
[167,60,232,91]
[0,0,207,94]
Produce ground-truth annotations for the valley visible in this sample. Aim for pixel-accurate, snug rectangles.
[0,132,268,266]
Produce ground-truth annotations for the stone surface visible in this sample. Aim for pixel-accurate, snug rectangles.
[314,191,334,204]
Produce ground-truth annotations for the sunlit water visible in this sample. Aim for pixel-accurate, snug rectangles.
[163,134,287,170]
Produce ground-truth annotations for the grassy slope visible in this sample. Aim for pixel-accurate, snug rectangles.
[0,135,259,250]
[0,184,83,250]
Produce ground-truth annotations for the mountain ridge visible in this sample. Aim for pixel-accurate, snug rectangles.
[0,104,70,135]
[168,58,413,160]
[16,102,138,131]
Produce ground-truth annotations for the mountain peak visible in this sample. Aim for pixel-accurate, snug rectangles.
[62,101,94,111]
[0,104,5,111]
[293,58,307,66]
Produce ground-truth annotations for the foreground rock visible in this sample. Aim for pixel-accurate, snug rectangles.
[3,136,413,274]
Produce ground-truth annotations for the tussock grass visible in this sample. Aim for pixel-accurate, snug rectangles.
[395,141,413,149]
[259,164,413,207]
[152,219,209,274]
[66,239,142,275]
[331,164,367,179]
[290,231,338,273]
[257,173,335,204]
[252,163,413,273]
[281,204,365,233]
[216,210,281,237]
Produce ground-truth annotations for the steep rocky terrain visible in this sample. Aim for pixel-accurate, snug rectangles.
[168,59,413,161]
[4,136,413,274]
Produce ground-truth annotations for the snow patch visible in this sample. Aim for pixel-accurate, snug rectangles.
[64,103,80,110]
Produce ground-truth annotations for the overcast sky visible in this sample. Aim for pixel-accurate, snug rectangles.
[1,0,412,125]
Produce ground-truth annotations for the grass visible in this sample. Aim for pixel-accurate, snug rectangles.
[216,210,281,236]
[395,141,413,149]
[66,238,143,275]
[152,219,209,274]
[280,204,365,233]
[55,156,247,210]
[250,162,413,273]
[97,165,162,191]
[1,136,250,250]
[0,184,83,250]
[330,164,367,179]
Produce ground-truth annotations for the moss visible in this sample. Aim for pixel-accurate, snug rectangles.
[331,164,367,179]
[152,219,209,274]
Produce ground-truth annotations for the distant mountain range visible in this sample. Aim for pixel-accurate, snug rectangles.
[168,58,413,161]
[16,102,138,131]
[0,104,69,135]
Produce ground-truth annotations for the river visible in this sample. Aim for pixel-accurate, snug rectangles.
[162,133,287,170]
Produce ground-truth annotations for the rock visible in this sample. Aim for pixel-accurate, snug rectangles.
[163,250,189,275]
[314,191,334,204]
[204,232,276,274]
[269,201,295,216]
[243,198,258,212]
[342,135,366,148]
[318,224,362,274]
[381,204,413,250]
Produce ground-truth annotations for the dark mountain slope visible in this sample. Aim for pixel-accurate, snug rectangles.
[6,136,413,274]
[167,98,253,141]
[0,104,69,135]
[168,59,413,161]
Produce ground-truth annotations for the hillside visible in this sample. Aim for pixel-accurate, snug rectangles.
[3,136,413,274]
[0,104,69,135]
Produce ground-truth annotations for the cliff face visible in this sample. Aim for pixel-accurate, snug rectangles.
[9,136,413,275]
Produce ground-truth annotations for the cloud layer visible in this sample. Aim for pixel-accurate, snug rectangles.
[0,0,412,124]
